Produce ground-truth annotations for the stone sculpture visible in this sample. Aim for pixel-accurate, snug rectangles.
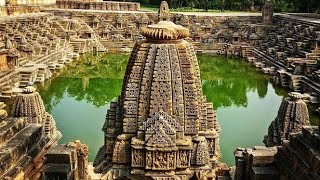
[94,1,221,179]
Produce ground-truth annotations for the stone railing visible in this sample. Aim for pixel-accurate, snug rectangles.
[56,1,140,11]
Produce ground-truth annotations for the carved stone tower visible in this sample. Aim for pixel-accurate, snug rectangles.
[94,1,221,179]
[262,0,274,25]
[264,92,310,147]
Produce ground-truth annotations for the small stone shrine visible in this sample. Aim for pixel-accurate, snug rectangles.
[0,87,61,179]
[264,92,310,146]
[94,1,222,179]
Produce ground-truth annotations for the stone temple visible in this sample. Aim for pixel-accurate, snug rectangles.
[94,2,221,179]
[0,0,320,179]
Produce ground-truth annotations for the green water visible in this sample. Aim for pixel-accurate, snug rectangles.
[35,53,312,167]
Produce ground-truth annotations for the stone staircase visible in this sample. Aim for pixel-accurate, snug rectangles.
[0,71,19,99]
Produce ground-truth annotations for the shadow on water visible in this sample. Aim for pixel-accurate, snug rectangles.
[33,52,319,166]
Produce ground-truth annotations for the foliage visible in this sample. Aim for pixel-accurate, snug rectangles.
[123,0,320,13]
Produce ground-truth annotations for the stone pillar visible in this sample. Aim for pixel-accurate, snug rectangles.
[74,140,89,180]
[135,3,140,11]
[262,0,274,25]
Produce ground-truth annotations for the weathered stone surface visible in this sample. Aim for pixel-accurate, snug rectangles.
[264,92,310,147]
[0,89,62,179]
[43,140,89,180]
[234,147,279,180]
[56,0,140,11]
[235,126,320,180]
[276,126,320,180]
[262,0,273,25]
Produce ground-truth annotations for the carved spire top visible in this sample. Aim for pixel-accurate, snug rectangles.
[141,1,189,40]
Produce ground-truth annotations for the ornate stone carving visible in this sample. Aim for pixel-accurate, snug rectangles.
[95,2,221,179]
[132,149,145,167]
[264,92,310,147]
[177,150,190,168]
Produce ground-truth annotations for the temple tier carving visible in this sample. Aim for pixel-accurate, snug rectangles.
[94,2,221,179]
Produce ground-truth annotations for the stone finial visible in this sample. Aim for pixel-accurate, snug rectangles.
[141,21,189,40]
[142,1,190,40]
[22,86,36,94]
[158,1,170,21]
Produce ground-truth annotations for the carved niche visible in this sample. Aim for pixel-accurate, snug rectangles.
[131,148,145,167]
[145,151,176,170]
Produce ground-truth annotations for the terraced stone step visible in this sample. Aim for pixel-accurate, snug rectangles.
[0,118,27,146]
[0,124,42,178]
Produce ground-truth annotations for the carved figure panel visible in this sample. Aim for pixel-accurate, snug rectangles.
[146,151,153,169]
[131,148,145,167]
[207,138,215,155]
[177,150,190,168]
[146,151,176,170]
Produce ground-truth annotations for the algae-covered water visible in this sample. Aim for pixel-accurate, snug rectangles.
[35,52,313,166]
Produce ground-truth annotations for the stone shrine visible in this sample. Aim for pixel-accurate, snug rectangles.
[234,92,319,180]
[234,126,320,180]
[0,87,61,179]
[94,1,222,179]
[264,92,310,146]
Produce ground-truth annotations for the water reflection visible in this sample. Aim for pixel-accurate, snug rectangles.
[38,77,122,112]
[199,55,283,109]
[198,55,287,166]
[36,53,127,160]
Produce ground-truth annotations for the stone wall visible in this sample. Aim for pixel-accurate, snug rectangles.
[247,14,320,103]
[0,12,106,98]
[234,126,320,180]
[0,5,41,16]
[10,0,56,6]
[46,9,262,54]
[56,0,140,11]
[2,9,320,104]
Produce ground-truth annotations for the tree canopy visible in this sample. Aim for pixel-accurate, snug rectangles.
[113,0,320,13]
